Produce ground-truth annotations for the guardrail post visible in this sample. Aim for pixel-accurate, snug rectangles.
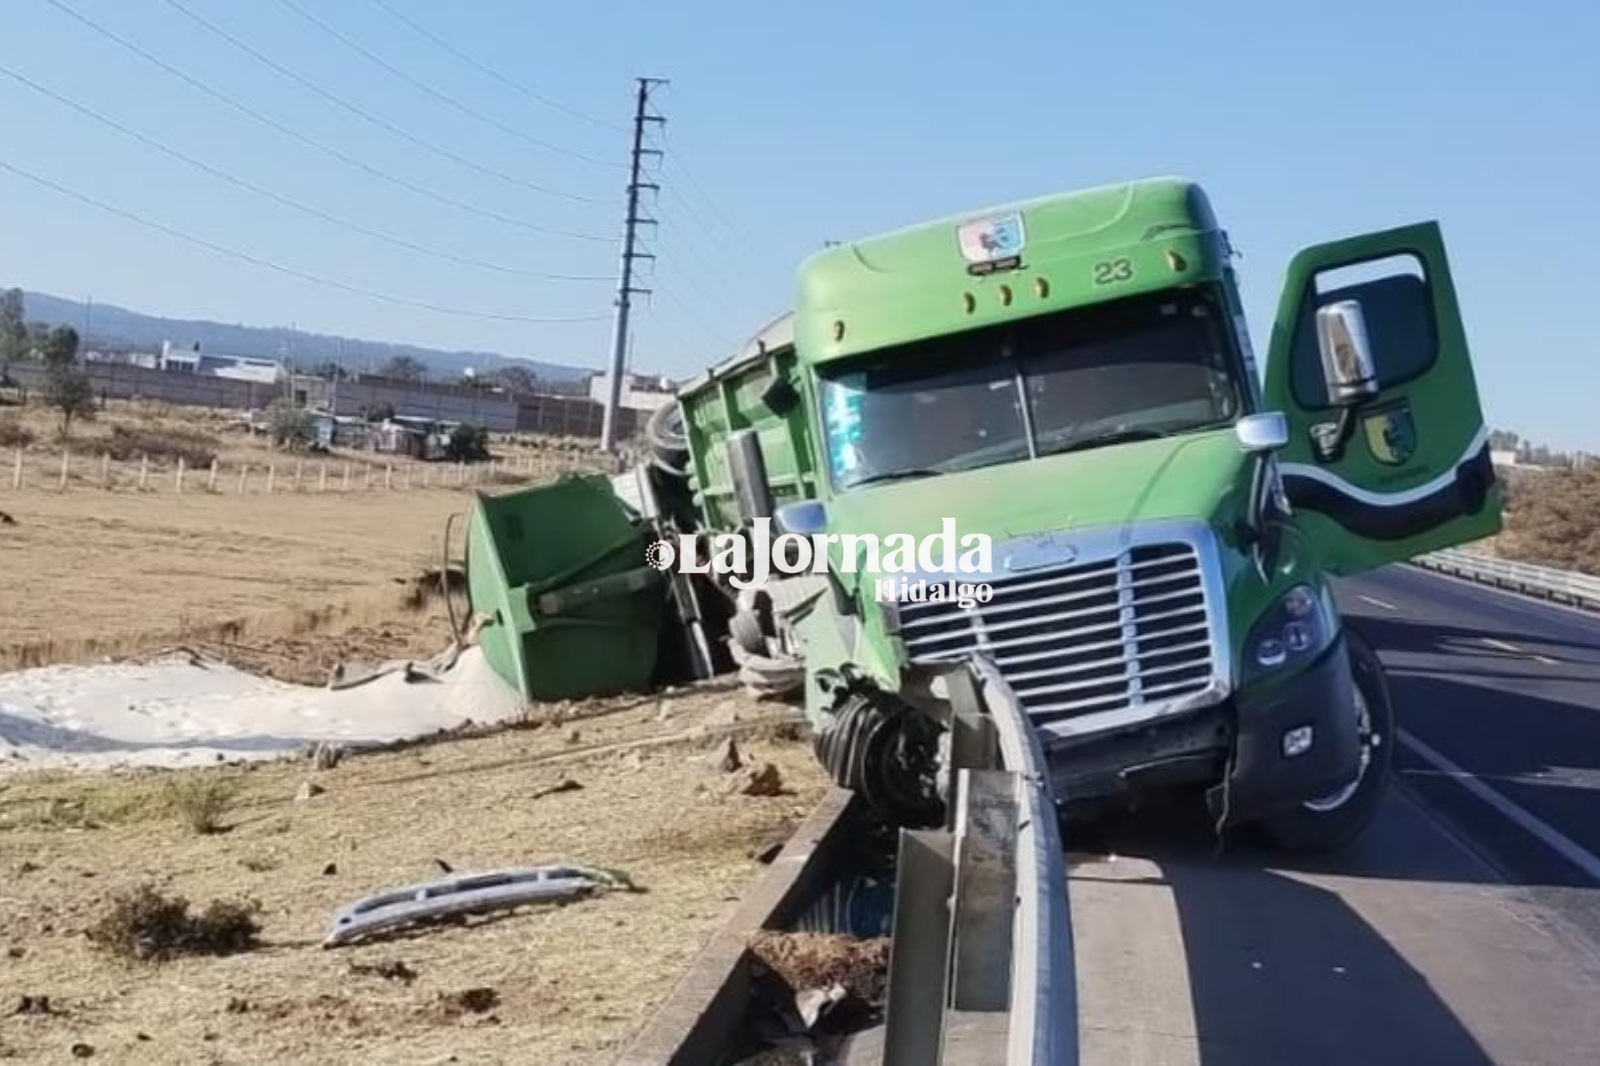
[949,769,1019,1011]
[884,829,954,1066]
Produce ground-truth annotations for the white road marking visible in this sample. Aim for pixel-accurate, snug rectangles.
[1399,727,1600,885]
[1358,594,1399,611]
[1481,637,1525,654]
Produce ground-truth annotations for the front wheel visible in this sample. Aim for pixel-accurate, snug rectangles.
[1258,631,1394,852]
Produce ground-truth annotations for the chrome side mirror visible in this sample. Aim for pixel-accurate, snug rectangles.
[775,499,828,535]
[1235,412,1289,454]
[1315,300,1380,406]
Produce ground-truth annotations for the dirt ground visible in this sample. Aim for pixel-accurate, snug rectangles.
[0,487,469,673]
[0,687,825,1064]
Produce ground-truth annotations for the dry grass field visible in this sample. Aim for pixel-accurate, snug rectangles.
[0,400,820,1063]
[0,689,824,1064]
[0,398,609,674]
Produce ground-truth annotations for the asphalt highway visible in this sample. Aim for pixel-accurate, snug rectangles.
[1069,565,1600,1065]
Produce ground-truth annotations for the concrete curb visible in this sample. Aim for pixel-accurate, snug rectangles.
[615,787,857,1065]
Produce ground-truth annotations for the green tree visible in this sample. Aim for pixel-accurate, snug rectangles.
[0,289,25,362]
[265,397,314,450]
[380,355,428,382]
[41,325,95,437]
[445,422,490,463]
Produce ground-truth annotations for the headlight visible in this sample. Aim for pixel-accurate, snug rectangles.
[1243,583,1336,682]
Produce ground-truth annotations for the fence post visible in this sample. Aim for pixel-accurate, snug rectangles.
[266,464,276,495]
[318,462,328,492]
[238,465,249,495]
[138,455,149,491]
[294,459,304,493]
[208,458,219,493]
[59,449,70,491]
[342,462,351,492]
[403,463,413,489]
[175,457,185,495]
[456,461,465,486]
[423,464,432,488]
[11,447,20,490]
[384,464,393,490]
[364,464,372,490]
[101,452,111,490]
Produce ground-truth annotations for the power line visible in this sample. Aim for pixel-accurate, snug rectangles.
[367,0,625,134]
[152,0,606,204]
[38,0,613,243]
[652,281,739,356]
[0,158,611,325]
[275,0,623,169]
[656,127,759,250]
[0,63,614,284]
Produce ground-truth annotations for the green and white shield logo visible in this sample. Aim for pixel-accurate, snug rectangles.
[1363,406,1418,466]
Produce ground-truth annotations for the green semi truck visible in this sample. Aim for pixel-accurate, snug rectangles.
[468,176,1500,850]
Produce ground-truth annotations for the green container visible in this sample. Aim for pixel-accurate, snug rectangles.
[466,475,663,701]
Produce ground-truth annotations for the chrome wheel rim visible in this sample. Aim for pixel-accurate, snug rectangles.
[1304,685,1374,813]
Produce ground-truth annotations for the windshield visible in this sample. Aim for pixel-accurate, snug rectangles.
[818,286,1246,488]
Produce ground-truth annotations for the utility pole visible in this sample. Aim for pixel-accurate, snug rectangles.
[600,76,666,452]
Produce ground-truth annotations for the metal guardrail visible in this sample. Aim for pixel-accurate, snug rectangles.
[881,660,1077,1065]
[1412,548,1600,612]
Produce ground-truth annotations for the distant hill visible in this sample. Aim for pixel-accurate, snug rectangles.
[11,290,593,382]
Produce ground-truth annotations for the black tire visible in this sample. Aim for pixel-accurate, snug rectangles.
[1258,630,1394,852]
[645,401,689,476]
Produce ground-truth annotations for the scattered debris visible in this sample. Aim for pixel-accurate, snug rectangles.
[295,780,325,802]
[14,994,57,1016]
[322,862,338,877]
[433,858,455,875]
[563,727,582,745]
[751,931,890,1005]
[749,931,891,1023]
[349,959,419,985]
[225,997,251,1014]
[619,749,646,772]
[530,777,583,801]
[705,736,743,773]
[87,885,262,962]
[17,860,41,875]
[323,864,634,948]
[0,509,15,526]
[6,946,24,959]
[740,763,785,797]
[70,1042,95,1059]
[439,987,499,1016]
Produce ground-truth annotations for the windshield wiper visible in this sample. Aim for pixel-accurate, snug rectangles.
[846,468,944,488]
[1048,427,1168,455]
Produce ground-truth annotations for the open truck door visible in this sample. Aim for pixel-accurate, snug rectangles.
[1263,222,1501,576]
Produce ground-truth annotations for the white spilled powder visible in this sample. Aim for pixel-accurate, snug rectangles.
[0,647,526,775]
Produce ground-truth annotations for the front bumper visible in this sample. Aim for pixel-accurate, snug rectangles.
[1045,635,1362,823]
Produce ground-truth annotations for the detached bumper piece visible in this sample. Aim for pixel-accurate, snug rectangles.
[323,865,630,947]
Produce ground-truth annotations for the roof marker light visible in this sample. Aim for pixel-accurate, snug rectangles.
[832,319,846,342]
[962,292,977,314]
[1167,249,1189,272]
[1034,277,1050,299]
[999,284,1014,307]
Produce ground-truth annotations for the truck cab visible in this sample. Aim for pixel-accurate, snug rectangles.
[668,176,1499,849]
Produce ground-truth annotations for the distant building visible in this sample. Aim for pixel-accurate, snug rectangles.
[588,371,675,413]
[161,341,283,383]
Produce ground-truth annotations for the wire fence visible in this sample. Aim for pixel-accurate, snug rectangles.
[1,444,612,497]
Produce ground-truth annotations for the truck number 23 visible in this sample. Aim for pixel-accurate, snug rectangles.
[1092,257,1134,285]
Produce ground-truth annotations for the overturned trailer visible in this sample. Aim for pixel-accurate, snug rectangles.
[467,176,1501,849]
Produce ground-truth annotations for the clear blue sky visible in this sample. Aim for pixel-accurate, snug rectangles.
[2,0,1595,447]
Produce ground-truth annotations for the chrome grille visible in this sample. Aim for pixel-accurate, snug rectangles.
[899,541,1220,731]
